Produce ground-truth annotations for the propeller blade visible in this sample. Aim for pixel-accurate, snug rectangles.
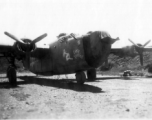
[4,32,24,44]
[32,33,47,44]
[139,54,143,66]
[143,40,151,47]
[128,39,138,46]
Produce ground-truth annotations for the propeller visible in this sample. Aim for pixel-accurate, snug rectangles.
[128,39,151,66]
[4,31,47,52]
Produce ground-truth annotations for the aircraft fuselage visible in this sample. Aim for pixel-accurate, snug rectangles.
[23,31,114,76]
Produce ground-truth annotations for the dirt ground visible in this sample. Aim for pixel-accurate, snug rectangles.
[1,72,152,119]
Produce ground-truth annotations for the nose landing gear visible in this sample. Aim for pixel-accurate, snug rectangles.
[87,69,96,81]
[75,72,86,84]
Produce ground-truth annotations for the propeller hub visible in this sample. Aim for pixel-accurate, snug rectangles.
[21,38,32,44]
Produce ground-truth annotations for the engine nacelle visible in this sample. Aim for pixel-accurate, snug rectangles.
[15,38,36,53]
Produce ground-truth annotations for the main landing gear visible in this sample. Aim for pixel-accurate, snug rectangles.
[87,69,96,81]
[7,66,17,86]
[6,57,17,86]
[75,72,86,84]
[75,69,96,84]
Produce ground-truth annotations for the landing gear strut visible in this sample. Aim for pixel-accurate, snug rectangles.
[6,57,17,86]
[7,66,17,86]
[75,72,86,84]
[87,69,96,81]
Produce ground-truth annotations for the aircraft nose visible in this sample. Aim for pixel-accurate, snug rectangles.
[101,37,119,44]
[99,31,119,44]
[110,37,119,44]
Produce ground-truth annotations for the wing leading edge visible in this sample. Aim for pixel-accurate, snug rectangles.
[0,43,50,59]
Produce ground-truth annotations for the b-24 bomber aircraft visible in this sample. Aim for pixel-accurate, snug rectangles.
[0,31,151,86]
[0,31,119,86]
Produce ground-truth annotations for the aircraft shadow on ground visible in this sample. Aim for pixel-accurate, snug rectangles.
[0,75,139,91]
[95,76,139,80]
[13,76,104,93]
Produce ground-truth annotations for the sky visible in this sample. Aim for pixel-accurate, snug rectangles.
[0,0,152,48]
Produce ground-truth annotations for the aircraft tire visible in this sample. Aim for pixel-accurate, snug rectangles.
[7,66,17,86]
[87,69,96,81]
[76,72,86,84]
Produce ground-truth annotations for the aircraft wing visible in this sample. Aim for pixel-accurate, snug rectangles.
[0,43,50,59]
[0,44,14,57]
[111,46,152,57]
[110,48,123,55]
[143,47,152,52]
[110,46,137,57]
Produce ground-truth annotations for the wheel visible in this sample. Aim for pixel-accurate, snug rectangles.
[7,66,17,86]
[75,72,86,84]
[87,69,96,81]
